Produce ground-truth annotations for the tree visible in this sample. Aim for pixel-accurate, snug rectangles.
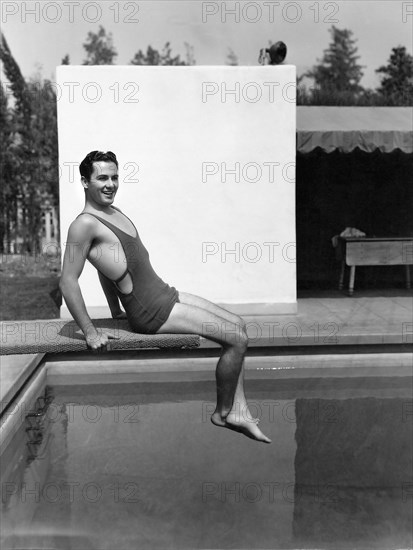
[0,33,32,129]
[0,83,14,250]
[226,48,239,66]
[184,42,196,66]
[29,77,59,203]
[83,26,117,65]
[61,54,70,65]
[375,46,413,105]
[0,33,59,253]
[305,26,364,98]
[130,42,187,65]
[0,32,36,252]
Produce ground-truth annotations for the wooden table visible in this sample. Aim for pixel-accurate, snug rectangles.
[337,237,413,295]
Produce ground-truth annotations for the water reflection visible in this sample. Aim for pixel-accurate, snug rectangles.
[293,398,413,548]
[1,380,412,549]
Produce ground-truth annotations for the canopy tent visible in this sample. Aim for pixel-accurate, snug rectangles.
[295,106,413,288]
[296,107,413,154]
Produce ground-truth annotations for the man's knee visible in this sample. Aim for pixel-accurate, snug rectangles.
[234,327,249,352]
[234,316,248,343]
[221,321,248,351]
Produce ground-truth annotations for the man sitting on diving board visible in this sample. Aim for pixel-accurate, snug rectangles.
[60,150,271,444]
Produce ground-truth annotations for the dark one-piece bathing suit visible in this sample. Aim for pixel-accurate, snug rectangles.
[78,212,180,333]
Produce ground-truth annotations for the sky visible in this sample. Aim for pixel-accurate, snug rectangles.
[1,0,412,90]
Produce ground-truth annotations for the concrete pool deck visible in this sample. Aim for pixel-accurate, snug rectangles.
[1,290,412,411]
[208,289,413,348]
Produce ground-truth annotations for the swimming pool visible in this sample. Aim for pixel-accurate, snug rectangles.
[1,351,412,549]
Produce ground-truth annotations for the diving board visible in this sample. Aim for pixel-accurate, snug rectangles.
[0,319,200,355]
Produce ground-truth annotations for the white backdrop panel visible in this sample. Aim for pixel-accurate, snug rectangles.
[57,65,296,315]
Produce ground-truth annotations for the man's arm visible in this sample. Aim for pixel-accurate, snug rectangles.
[98,271,125,318]
[59,218,110,350]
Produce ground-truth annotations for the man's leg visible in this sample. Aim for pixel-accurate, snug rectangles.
[177,291,246,330]
[177,292,251,421]
[157,299,271,443]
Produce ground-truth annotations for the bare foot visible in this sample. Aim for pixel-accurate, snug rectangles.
[211,409,259,427]
[211,411,271,444]
[210,411,226,427]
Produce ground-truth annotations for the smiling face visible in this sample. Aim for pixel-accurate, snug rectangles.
[82,161,119,208]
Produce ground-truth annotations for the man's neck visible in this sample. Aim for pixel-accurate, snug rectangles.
[84,199,115,214]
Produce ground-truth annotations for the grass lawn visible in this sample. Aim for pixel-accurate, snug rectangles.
[0,254,61,320]
[0,276,61,320]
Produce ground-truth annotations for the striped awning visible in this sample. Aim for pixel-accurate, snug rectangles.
[297,107,413,153]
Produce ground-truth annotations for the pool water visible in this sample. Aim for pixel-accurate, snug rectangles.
[1,375,412,549]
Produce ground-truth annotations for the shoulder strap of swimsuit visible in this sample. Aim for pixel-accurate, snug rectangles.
[109,207,139,237]
[77,210,137,239]
[76,212,129,284]
[77,211,124,236]
[119,211,138,236]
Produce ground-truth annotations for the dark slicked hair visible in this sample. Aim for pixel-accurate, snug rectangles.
[79,151,118,181]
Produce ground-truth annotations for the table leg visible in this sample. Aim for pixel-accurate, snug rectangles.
[348,266,356,296]
[406,265,411,289]
[339,261,345,290]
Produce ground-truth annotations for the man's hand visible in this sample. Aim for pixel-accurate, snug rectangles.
[85,328,120,352]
